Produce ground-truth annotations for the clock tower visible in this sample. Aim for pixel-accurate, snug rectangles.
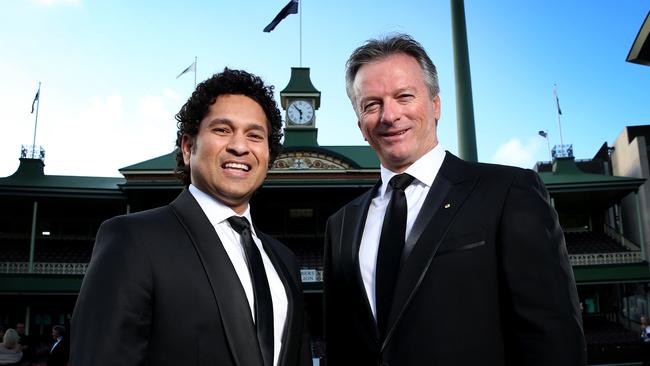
[280,67,321,147]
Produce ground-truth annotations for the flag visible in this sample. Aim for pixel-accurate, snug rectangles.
[31,87,40,114]
[263,0,298,32]
[176,61,196,79]
[538,130,548,138]
[553,85,562,115]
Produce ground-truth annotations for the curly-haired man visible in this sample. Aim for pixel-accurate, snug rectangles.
[72,68,311,366]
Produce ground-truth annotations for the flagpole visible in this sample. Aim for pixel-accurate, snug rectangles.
[554,84,564,148]
[299,0,302,67]
[194,56,197,88]
[32,82,41,159]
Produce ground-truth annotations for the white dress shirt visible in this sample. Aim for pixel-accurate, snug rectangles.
[358,144,446,319]
[189,185,288,366]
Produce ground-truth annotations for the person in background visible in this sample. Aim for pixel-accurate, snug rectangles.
[14,323,32,365]
[641,316,650,365]
[47,325,68,366]
[0,329,23,366]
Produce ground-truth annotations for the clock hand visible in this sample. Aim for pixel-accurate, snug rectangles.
[290,105,303,118]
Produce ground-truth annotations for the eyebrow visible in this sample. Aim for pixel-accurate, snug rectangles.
[358,87,416,103]
[206,118,268,134]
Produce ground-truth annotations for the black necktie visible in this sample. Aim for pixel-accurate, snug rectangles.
[375,173,415,337]
[228,216,274,366]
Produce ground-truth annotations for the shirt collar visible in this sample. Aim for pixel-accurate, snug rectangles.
[188,185,256,235]
[379,143,446,198]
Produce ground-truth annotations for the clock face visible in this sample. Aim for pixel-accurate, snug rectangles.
[287,100,314,125]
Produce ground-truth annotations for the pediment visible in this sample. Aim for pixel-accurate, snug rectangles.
[272,151,351,170]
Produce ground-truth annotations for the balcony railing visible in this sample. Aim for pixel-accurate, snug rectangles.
[1,253,643,275]
[569,251,644,266]
[0,262,88,275]
[1,262,325,281]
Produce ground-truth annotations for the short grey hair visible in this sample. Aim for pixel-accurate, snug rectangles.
[345,33,439,110]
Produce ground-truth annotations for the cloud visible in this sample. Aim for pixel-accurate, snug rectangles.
[163,88,182,102]
[135,92,178,143]
[39,93,127,177]
[4,88,183,178]
[490,137,544,168]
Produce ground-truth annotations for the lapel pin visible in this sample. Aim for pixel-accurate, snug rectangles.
[444,203,451,209]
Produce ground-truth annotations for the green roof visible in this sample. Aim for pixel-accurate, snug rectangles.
[322,146,379,169]
[0,159,124,196]
[539,157,645,191]
[120,151,177,173]
[119,145,380,172]
[538,157,645,211]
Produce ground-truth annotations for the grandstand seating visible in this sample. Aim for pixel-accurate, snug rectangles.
[583,315,642,364]
[0,238,93,263]
[294,245,323,271]
[564,231,632,254]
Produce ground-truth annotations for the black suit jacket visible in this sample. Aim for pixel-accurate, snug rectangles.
[324,152,586,366]
[71,189,311,366]
[47,339,68,366]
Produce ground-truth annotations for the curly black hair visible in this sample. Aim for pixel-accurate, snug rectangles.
[174,67,283,186]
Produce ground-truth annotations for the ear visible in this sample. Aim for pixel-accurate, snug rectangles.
[181,134,194,165]
[432,94,441,122]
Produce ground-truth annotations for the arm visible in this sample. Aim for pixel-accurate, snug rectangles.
[322,214,345,366]
[499,169,586,365]
[71,216,153,366]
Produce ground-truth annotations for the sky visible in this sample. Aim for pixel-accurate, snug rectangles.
[1,0,649,178]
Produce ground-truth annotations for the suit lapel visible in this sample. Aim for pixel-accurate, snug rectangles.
[402,171,452,263]
[382,153,480,349]
[342,183,381,340]
[170,190,263,366]
[256,231,301,366]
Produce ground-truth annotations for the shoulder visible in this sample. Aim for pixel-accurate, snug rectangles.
[93,205,179,259]
[100,205,175,234]
[442,152,541,186]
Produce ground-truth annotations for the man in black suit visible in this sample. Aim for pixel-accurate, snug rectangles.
[323,34,586,365]
[72,68,311,366]
[47,325,68,366]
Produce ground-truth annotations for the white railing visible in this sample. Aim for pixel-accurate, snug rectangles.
[570,252,644,266]
[0,262,88,275]
[2,262,323,281]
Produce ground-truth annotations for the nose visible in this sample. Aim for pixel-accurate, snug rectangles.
[226,131,249,156]
[380,99,400,125]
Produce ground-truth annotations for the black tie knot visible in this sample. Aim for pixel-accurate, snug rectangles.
[228,216,251,235]
[389,173,414,191]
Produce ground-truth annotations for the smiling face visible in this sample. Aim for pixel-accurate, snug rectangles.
[182,94,270,214]
[353,53,440,173]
